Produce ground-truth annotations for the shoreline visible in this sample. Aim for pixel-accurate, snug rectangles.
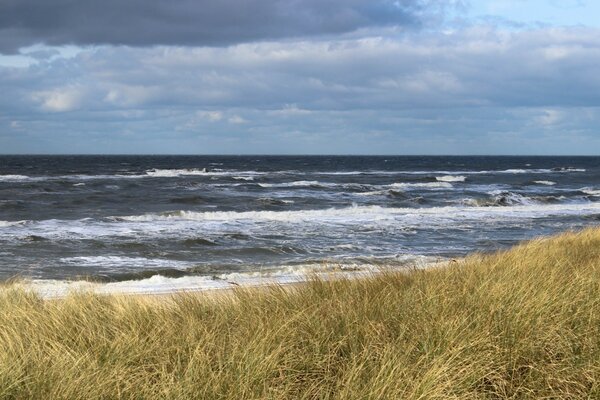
[8,256,452,299]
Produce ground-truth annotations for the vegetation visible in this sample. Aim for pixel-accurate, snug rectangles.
[1,229,600,399]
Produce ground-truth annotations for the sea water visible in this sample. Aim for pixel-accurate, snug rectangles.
[1,155,599,295]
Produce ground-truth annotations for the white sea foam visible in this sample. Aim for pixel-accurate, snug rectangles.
[0,167,586,183]
[21,255,441,298]
[581,187,600,196]
[389,182,453,190]
[534,181,556,186]
[0,170,268,182]
[0,174,32,181]
[258,180,333,188]
[4,203,600,241]
[313,168,585,176]
[60,256,193,269]
[145,168,265,178]
[145,168,209,177]
[355,190,388,196]
[436,175,466,182]
[486,190,537,206]
[0,220,27,228]
[116,203,600,226]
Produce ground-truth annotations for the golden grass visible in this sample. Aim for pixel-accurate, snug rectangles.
[1,228,600,399]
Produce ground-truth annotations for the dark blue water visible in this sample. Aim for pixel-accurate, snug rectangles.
[1,155,599,283]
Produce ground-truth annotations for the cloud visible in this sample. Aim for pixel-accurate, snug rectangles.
[228,115,247,124]
[2,24,600,154]
[0,0,459,53]
[31,86,86,112]
[10,26,600,111]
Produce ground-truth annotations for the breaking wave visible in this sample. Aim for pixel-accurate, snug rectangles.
[22,255,442,298]
[389,182,453,190]
[463,191,568,207]
[436,175,466,182]
[581,188,600,196]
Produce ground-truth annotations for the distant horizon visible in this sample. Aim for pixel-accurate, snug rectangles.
[1,153,599,157]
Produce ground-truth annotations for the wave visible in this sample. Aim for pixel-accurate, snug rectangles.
[581,188,600,196]
[257,181,450,191]
[313,168,586,176]
[0,174,33,181]
[0,220,28,227]
[0,169,266,182]
[169,196,206,204]
[60,256,193,269]
[463,191,536,207]
[257,197,295,205]
[436,175,466,182]
[0,166,587,183]
[3,202,600,243]
[22,255,440,298]
[116,203,600,225]
[533,180,556,186]
[258,180,331,188]
[145,168,265,178]
[183,237,219,246]
[145,168,210,177]
[389,182,453,190]
[355,189,407,198]
[463,191,568,207]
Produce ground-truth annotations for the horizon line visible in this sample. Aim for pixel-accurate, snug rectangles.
[0,153,599,157]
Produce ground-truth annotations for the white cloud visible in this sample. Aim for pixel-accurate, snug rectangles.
[32,87,85,112]
[228,115,247,124]
[535,109,563,126]
[197,111,224,121]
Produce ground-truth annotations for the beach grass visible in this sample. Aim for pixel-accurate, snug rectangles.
[1,228,600,399]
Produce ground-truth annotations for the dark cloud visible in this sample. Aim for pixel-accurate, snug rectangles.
[0,0,448,53]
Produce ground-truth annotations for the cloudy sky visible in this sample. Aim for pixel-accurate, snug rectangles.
[1,0,599,154]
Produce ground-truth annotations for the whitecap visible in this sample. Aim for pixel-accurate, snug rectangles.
[436,175,466,182]
[7,202,600,242]
[0,174,35,181]
[258,180,332,188]
[581,187,600,196]
[145,168,265,178]
[0,220,28,228]
[389,182,453,190]
[59,256,193,269]
[313,168,585,176]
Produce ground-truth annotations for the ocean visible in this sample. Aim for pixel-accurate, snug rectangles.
[1,155,599,295]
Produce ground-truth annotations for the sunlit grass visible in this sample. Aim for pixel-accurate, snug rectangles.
[1,228,600,398]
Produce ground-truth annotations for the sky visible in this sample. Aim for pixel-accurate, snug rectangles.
[0,0,599,155]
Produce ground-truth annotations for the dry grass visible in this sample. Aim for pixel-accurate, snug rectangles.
[1,228,600,399]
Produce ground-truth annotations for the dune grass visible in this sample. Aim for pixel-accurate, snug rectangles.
[1,229,600,399]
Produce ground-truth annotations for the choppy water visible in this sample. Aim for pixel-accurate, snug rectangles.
[1,155,599,292]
